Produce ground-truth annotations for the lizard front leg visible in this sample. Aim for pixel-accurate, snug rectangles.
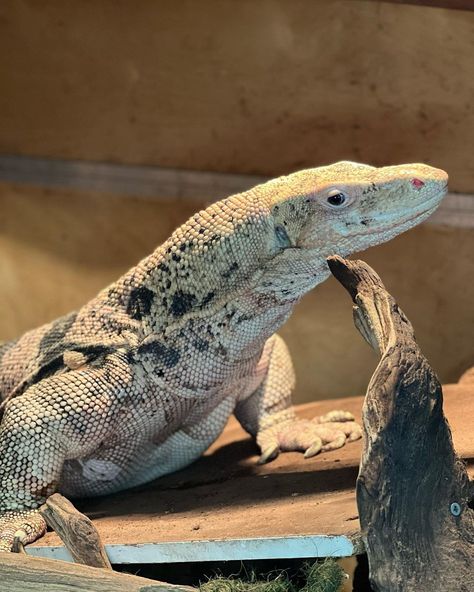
[234,334,361,464]
[0,393,67,552]
[0,353,129,551]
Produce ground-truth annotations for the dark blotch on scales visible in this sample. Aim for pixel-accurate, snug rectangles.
[192,337,209,352]
[33,357,65,385]
[127,286,155,320]
[137,340,181,368]
[71,344,114,367]
[39,311,78,354]
[222,262,239,279]
[201,292,215,306]
[170,291,197,317]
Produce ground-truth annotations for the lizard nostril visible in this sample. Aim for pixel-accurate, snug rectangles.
[411,178,425,190]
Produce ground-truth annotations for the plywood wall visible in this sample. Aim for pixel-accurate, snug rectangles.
[0,1,473,403]
[0,0,473,191]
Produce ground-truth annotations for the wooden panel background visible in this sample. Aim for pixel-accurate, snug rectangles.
[0,0,473,402]
[0,0,473,191]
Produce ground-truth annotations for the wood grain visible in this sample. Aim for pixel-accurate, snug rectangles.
[0,552,194,592]
[40,494,112,569]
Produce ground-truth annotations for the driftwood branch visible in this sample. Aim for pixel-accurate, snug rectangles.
[0,552,195,592]
[40,493,111,569]
[329,255,474,592]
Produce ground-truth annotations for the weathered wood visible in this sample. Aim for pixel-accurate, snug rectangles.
[329,255,474,592]
[0,551,195,591]
[40,493,111,569]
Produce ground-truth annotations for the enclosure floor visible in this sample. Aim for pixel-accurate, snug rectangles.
[28,385,474,562]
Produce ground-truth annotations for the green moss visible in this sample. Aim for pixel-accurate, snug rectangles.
[199,560,345,592]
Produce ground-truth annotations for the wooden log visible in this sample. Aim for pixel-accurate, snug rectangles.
[328,255,474,592]
[0,552,195,591]
[39,493,111,569]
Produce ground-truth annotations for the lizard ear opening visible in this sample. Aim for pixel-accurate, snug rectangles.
[274,224,292,248]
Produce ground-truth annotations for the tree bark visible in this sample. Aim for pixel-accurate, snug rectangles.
[329,255,474,592]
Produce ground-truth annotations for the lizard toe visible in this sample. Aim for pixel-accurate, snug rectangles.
[321,433,347,452]
[0,510,46,553]
[314,410,355,424]
[256,413,364,463]
[303,438,323,458]
[314,419,362,442]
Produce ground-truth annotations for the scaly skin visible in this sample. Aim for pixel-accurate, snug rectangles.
[0,161,447,551]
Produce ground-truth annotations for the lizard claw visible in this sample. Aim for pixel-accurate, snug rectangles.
[11,530,27,554]
[303,438,323,458]
[257,444,280,465]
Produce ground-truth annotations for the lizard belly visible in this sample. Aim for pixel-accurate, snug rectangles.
[59,382,242,497]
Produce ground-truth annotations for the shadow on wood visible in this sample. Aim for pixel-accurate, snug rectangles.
[328,255,474,592]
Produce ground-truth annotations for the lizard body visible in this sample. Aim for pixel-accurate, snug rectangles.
[0,161,447,550]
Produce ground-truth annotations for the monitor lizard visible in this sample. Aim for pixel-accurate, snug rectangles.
[0,161,448,551]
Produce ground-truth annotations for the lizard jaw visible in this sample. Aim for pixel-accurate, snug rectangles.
[344,199,443,246]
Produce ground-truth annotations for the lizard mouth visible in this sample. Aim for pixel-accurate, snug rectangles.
[348,190,446,240]
[392,202,439,228]
[399,185,448,221]
[326,192,446,263]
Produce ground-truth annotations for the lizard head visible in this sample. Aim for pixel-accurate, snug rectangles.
[284,160,448,256]
[261,160,447,299]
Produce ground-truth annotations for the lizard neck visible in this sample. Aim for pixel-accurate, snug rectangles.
[98,188,273,326]
[92,185,330,350]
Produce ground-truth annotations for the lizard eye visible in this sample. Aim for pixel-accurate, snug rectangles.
[326,189,348,208]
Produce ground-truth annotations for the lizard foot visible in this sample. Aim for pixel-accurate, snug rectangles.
[257,412,361,464]
[0,509,46,552]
